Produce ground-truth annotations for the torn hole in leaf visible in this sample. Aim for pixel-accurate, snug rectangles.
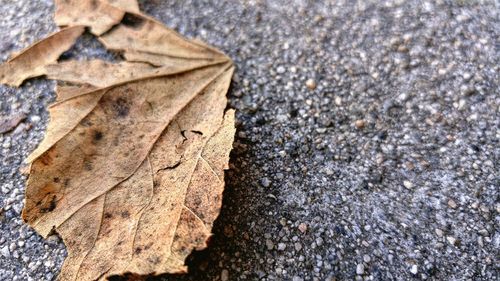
[191,130,203,136]
[158,160,181,171]
[58,30,122,63]
[180,130,188,142]
[121,13,146,29]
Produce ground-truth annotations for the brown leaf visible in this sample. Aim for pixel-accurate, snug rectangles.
[2,2,235,280]
[25,62,230,228]
[55,84,97,102]
[45,58,228,88]
[123,50,226,68]
[54,0,140,35]
[26,57,229,164]
[23,63,234,280]
[99,14,225,60]
[0,26,84,87]
[25,88,107,163]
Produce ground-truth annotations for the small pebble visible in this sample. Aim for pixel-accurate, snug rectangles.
[0,246,10,258]
[221,269,229,281]
[305,79,317,90]
[276,66,286,74]
[446,236,457,246]
[265,239,274,250]
[334,96,342,105]
[298,223,307,233]
[30,115,41,123]
[316,237,323,246]
[261,177,270,187]
[354,119,365,129]
[356,263,365,275]
[410,264,418,275]
[403,180,414,189]
[447,199,457,209]
[478,229,489,236]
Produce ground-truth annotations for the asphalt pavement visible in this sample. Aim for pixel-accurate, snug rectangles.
[0,0,498,280]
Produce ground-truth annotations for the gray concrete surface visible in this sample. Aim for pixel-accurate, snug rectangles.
[0,0,499,280]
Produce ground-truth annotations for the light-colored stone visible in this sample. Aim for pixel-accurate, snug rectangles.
[221,269,229,281]
[403,180,414,189]
[355,119,365,129]
[305,79,317,90]
[410,264,418,274]
[356,263,364,275]
[447,236,457,246]
[298,223,307,233]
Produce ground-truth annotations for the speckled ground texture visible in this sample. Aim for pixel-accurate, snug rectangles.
[0,0,499,280]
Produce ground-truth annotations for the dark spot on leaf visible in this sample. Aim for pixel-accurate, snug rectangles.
[104,212,113,219]
[64,178,70,187]
[93,130,103,141]
[84,162,93,171]
[194,198,202,207]
[40,153,53,166]
[121,211,130,218]
[41,196,57,213]
[90,0,98,10]
[146,101,154,112]
[81,119,93,127]
[53,177,60,183]
[135,247,142,254]
[113,98,130,118]
[148,255,161,265]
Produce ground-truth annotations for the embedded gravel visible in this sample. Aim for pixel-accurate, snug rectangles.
[0,0,499,281]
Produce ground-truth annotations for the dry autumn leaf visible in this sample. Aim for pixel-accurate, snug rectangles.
[0,26,84,87]
[0,3,235,281]
[98,14,225,60]
[55,84,97,102]
[44,58,228,88]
